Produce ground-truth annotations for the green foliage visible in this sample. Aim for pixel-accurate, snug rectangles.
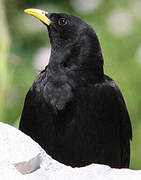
[2,0,141,169]
[0,0,10,121]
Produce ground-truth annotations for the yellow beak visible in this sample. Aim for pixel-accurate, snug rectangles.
[24,8,51,26]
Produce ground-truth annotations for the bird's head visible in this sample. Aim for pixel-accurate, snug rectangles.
[25,9,104,82]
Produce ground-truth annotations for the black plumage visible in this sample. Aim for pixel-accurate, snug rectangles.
[19,11,132,168]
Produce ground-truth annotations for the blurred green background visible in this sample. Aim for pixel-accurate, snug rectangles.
[1,0,141,169]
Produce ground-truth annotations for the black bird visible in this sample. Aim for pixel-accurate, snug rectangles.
[19,8,132,168]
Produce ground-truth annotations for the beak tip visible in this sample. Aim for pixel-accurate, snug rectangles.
[24,9,29,14]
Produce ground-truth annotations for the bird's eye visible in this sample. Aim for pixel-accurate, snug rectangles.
[58,18,67,26]
[60,61,67,68]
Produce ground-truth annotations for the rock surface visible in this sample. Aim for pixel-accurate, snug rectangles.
[0,122,141,180]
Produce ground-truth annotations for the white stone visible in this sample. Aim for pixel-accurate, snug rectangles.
[0,163,24,180]
[0,122,40,174]
[0,122,141,180]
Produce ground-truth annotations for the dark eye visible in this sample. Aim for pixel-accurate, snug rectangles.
[58,18,67,26]
[60,61,67,68]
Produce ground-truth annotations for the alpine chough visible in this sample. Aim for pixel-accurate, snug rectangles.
[19,8,132,168]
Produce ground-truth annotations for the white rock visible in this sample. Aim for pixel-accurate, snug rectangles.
[0,122,141,180]
[0,163,24,180]
[0,122,40,174]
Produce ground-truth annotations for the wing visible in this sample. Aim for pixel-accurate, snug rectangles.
[107,76,132,168]
[19,88,53,145]
[19,90,36,138]
[19,66,51,140]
